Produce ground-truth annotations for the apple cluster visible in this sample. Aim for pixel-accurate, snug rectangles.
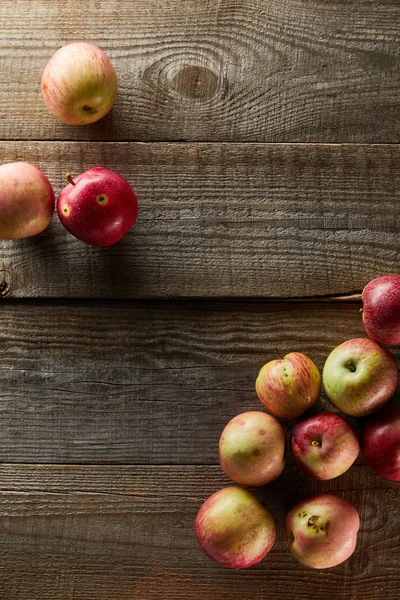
[0,44,138,247]
[195,275,400,570]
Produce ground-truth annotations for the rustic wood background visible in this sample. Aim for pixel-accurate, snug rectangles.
[0,1,399,599]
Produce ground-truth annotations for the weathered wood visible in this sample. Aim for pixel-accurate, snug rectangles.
[0,464,397,600]
[0,142,399,299]
[0,300,397,464]
[1,0,400,142]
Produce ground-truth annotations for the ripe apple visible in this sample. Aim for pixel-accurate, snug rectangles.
[255,352,321,419]
[194,486,276,568]
[41,43,118,126]
[322,338,398,417]
[362,275,400,345]
[219,411,285,486]
[57,168,138,246]
[0,162,54,239]
[286,493,360,569]
[291,412,359,480]
[362,403,400,481]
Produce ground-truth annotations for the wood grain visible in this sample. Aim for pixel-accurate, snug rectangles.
[0,142,399,299]
[0,463,396,600]
[0,300,397,464]
[0,0,399,142]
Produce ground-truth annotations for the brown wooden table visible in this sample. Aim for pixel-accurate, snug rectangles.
[0,1,399,598]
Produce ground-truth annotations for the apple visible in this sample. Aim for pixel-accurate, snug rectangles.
[286,493,360,569]
[291,412,359,480]
[41,43,118,126]
[362,275,400,345]
[362,403,400,481]
[322,338,398,417]
[219,411,285,486]
[0,162,54,239]
[194,486,276,568]
[255,352,321,419]
[57,168,138,246]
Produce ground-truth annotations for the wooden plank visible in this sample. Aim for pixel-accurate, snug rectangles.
[0,142,399,299]
[0,0,399,143]
[0,300,396,464]
[0,464,397,599]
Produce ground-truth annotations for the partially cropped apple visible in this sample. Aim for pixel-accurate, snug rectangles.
[362,403,400,481]
[291,412,359,480]
[57,168,138,246]
[286,494,360,569]
[41,43,118,125]
[362,275,400,345]
[322,338,398,417]
[256,352,321,419]
[194,486,276,568]
[0,162,54,239]
[219,411,285,486]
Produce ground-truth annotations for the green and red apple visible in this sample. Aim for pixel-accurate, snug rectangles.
[219,411,285,486]
[256,352,321,419]
[0,162,54,239]
[194,486,276,568]
[286,493,360,569]
[41,42,118,125]
[322,338,398,416]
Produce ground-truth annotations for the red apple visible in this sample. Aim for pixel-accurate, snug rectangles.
[362,403,400,481]
[57,168,138,246]
[291,412,359,480]
[194,486,276,568]
[362,275,400,346]
[255,352,321,419]
[0,162,54,239]
[322,338,398,417]
[286,493,360,569]
[219,411,285,486]
[41,43,118,126]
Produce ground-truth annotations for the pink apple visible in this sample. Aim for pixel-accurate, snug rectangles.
[291,412,359,480]
[286,493,360,569]
[0,162,54,239]
[362,275,400,345]
[255,352,321,419]
[194,486,276,568]
[219,411,285,486]
[41,43,118,125]
[362,403,400,481]
[57,168,138,246]
[322,338,398,417]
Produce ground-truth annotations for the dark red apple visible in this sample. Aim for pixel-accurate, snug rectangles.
[362,403,400,481]
[291,412,359,480]
[57,168,138,246]
[362,275,400,345]
[194,486,276,568]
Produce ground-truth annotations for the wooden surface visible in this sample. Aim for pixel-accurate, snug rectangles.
[0,0,399,598]
[0,0,400,143]
[0,142,399,298]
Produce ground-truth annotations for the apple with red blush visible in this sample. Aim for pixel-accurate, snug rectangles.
[57,167,138,246]
[362,403,400,481]
[0,162,54,240]
[219,411,285,486]
[256,352,321,419]
[322,338,398,416]
[286,493,360,569]
[194,486,276,568]
[42,43,118,126]
[291,412,359,480]
[362,275,400,345]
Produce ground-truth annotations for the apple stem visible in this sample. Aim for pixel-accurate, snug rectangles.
[311,440,322,447]
[346,360,356,373]
[66,173,76,186]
